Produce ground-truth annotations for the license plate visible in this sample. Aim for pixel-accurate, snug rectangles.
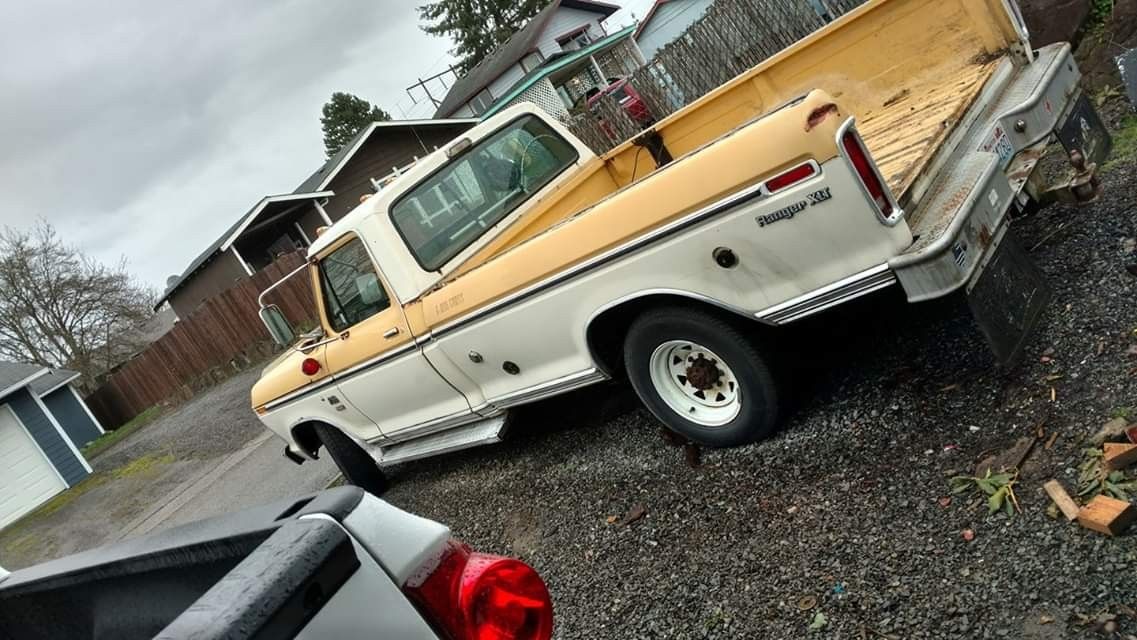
[980,125,1015,167]
[1056,93,1112,167]
[966,230,1051,368]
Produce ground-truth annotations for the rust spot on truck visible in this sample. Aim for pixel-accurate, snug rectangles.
[978,224,993,249]
[805,103,840,131]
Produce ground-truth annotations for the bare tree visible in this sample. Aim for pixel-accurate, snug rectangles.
[0,221,155,386]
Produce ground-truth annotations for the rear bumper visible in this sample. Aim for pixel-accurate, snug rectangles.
[889,43,1098,302]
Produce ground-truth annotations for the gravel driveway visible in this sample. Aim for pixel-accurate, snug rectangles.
[379,162,1137,639]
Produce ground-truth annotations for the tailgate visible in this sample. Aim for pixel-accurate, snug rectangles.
[888,43,1087,302]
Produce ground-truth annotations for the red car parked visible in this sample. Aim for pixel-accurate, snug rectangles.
[586,77,654,126]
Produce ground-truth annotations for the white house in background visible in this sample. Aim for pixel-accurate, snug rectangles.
[433,0,621,119]
[633,0,713,61]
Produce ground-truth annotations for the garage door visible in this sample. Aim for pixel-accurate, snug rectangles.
[0,406,66,529]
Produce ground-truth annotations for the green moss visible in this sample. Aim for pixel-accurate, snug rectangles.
[3,532,37,555]
[1111,406,1133,420]
[81,405,163,459]
[111,452,175,479]
[1105,115,1137,171]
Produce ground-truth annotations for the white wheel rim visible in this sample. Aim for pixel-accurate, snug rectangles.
[648,340,742,427]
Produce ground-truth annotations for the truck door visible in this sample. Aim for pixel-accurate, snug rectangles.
[315,234,473,440]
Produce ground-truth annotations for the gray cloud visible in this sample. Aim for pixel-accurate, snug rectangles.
[0,0,451,285]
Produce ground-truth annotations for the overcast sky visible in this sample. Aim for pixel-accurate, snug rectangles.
[0,0,653,289]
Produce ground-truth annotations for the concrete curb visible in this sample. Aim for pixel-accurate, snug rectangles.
[324,472,344,490]
[116,432,273,541]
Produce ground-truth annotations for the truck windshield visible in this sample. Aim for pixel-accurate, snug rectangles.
[390,115,578,270]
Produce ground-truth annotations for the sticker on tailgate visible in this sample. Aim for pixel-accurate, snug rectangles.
[979,125,1015,168]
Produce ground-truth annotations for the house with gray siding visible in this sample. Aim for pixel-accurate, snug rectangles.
[433,0,621,119]
[0,363,101,530]
[632,0,713,61]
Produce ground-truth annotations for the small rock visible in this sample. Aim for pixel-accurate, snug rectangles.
[962,529,976,542]
[1092,417,1131,445]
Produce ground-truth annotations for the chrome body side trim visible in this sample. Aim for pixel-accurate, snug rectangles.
[486,368,608,410]
[382,405,503,444]
[262,343,420,412]
[263,376,340,412]
[756,264,896,324]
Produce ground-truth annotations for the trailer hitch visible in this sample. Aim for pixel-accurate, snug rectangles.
[1038,148,1103,206]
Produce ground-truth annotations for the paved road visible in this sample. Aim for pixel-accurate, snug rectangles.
[148,433,338,533]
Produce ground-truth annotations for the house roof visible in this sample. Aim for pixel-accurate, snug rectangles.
[433,0,620,118]
[28,368,80,396]
[480,25,636,119]
[153,190,332,311]
[0,362,50,400]
[157,118,477,313]
[293,118,478,195]
[219,191,335,252]
[633,0,670,39]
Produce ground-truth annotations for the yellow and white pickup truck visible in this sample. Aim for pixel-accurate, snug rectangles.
[252,0,1110,489]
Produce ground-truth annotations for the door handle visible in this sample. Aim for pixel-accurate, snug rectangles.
[383,327,401,339]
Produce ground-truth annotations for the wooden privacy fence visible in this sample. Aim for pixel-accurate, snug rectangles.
[84,251,317,429]
[568,0,868,153]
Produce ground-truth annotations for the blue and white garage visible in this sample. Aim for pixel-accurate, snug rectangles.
[0,362,100,529]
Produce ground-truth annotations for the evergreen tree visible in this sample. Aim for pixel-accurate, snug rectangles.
[419,0,550,73]
[320,92,391,157]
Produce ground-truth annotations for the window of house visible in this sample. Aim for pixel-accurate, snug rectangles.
[520,51,544,73]
[557,27,592,51]
[391,115,579,271]
[468,88,495,116]
[318,237,390,332]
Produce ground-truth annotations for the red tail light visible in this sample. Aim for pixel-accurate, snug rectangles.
[764,162,818,193]
[405,541,553,640]
[841,129,894,219]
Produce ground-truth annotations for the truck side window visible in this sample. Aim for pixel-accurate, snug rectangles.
[391,115,578,271]
[318,238,390,333]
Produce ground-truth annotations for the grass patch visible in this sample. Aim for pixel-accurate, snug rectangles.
[2,532,40,556]
[1111,406,1134,421]
[1,450,177,542]
[81,405,163,459]
[1105,115,1137,170]
[1085,0,1115,41]
[111,452,175,480]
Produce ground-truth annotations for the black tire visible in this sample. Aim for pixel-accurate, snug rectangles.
[313,423,389,496]
[623,307,779,448]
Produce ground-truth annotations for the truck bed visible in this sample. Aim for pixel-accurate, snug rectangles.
[859,59,1000,203]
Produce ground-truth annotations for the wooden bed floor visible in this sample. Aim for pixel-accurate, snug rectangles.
[858,60,1000,201]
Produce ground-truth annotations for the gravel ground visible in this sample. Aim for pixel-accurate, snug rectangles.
[381,162,1137,639]
[94,368,265,472]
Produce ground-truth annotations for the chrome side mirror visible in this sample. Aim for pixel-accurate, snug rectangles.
[259,304,295,347]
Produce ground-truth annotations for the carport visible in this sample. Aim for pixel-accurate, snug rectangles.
[0,363,98,529]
